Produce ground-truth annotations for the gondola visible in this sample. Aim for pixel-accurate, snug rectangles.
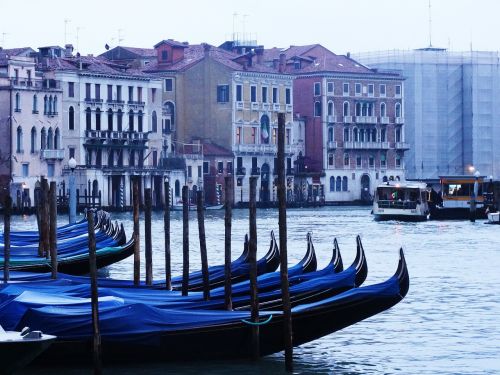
[9,249,408,363]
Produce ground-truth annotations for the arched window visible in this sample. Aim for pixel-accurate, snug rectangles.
[47,128,54,149]
[44,95,48,114]
[15,93,21,111]
[30,127,36,153]
[129,110,134,131]
[353,128,359,142]
[343,101,349,116]
[95,108,101,131]
[175,180,180,197]
[342,176,348,191]
[69,106,75,130]
[86,107,92,131]
[152,111,157,132]
[108,109,113,131]
[395,154,402,168]
[327,101,334,116]
[138,110,143,132]
[329,176,335,192]
[48,95,53,114]
[383,176,388,182]
[33,94,38,113]
[117,109,123,131]
[16,126,23,153]
[260,114,270,144]
[314,101,321,117]
[53,96,58,114]
[371,129,377,142]
[163,101,175,130]
[343,127,349,142]
[355,102,361,116]
[359,129,365,142]
[336,176,342,191]
[343,153,349,167]
[129,150,135,166]
[40,127,46,150]
[395,127,402,142]
[395,103,401,118]
[362,103,367,116]
[380,102,386,117]
[54,128,60,149]
[381,128,386,142]
[328,127,334,142]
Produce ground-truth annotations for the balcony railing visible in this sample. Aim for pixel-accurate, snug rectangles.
[106,99,125,106]
[355,116,378,124]
[343,141,390,150]
[343,116,352,123]
[9,78,61,90]
[262,103,270,111]
[286,104,293,112]
[327,141,337,149]
[40,149,64,160]
[235,101,244,110]
[251,102,259,111]
[236,167,246,176]
[327,115,337,123]
[272,103,281,111]
[85,129,149,141]
[395,117,404,124]
[235,144,275,154]
[251,167,261,175]
[395,142,410,150]
[380,116,390,124]
[84,98,103,105]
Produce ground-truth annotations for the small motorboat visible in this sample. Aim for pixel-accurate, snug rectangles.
[0,326,56,374]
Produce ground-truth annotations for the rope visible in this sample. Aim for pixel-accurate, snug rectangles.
[241,315,273,326]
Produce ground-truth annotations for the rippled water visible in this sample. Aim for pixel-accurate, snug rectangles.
[12,207,500,374]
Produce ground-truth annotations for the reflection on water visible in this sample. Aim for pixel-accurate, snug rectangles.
[11,206,500,374]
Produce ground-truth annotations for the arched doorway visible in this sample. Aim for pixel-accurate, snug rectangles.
[260,163,270,202]
[360,174,371,202]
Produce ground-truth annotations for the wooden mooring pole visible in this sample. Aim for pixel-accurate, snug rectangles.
[39,177,49,257]
[87,210,102,375]
[49,181,58,279]
[248,176,260,359]
[196,190,210,300]
[182,186,189,296]
[277,112,293,372]
[133,178,140,286]
[144,187,153,286]
[224,176,233,310]
[3,195,11,283]
[164,181,171,290]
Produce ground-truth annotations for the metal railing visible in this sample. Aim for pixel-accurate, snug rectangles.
[40,149,65,160]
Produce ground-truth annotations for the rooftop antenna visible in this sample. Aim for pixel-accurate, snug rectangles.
[64,19,71,45]
[1,32,9,48]
[76,26,82,53]
[232,12,238,41]
[118,29,124,45]
[428,0,433,48]
[242,14,249,41]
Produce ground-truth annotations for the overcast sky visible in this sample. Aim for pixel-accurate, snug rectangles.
[1,0,498,55]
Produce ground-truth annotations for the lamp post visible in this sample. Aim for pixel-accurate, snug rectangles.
[68,157,77,224]
[470,170,480,222]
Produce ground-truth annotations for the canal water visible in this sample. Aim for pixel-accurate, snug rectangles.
[14,206,500,374]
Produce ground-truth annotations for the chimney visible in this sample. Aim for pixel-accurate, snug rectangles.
[273,58,279,70]
[255,47,264,64]
[279,52,286,73]
[64,44,74,57]
[347,52,351,58]
[203,43,211,56]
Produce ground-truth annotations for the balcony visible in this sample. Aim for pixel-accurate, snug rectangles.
[9,78,61,90]
[251,167,261,175]
[106,99,125,108]
[127,100,145,109]
[235,101,244,110]
[84,98,103,106]
[235,144,276,154]
[40,149,64,160]
[343,141,390,150]
[343,116,352,123]
[395,117,404,124]
[236,167,246,176]
[395,142,410,150]
[380,116,390,124]
[355,116,377,124]
[272,103,281,111]
[262,103,270,111]
[85,129,109,139]
[327,141,337,150]
[327,115,337,123]
[251,102,260,111]
[286,104,292,112]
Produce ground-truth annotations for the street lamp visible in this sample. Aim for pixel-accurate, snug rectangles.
[68,157,77,224]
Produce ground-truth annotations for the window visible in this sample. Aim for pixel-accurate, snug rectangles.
[356,156,362,168]
[47,163,55,177]
[396,127,402,142]
[151,88,156,103]
[328,127,334,142]
[54,128,60,149]
[162,50,168,61]
[336,176,342,191]
[395,85,401,97]
[328,154,334,166]
[129,150,135,166]
[327,82,334,94]
[85,83,91,99]
[30,127,36,153]
[381,128,386,142]
[197,165,202,178]
[251,86,257,102]
[203,161,209,174]
[95,108,101,131]
[342,176,348,191]
[152,111,157,132]
[107,109,113,131]
[328,101,334,116]
[187,165,192,178]
[43,95,48,114]
[165,79,173,92]
[380,102,386,117]
[369,156,374,168]
[175,180,180,197]
[314,101,321,117]
[355,102,361,116]
[294,60,301,69]
[117,109,123,131]
[95,84,100,100]
[47,128,53,149]
[107,85,112,101]
[117,85,122,101]
[395,103,401,118]
[137,87,142,103]
[353,128,359,142]
[129,110,134,131]
[343,127,349,141]
[368,84,374,96]
[355,83,361,95]
[314,82,321,96]
[380,84,386,97]
[217,85,229,103]
[32,94,38,113]
[138,111,143,132]
[235,126,241,144]
[153,151,158,167]
[227,161,233,174]
[343,102,349,116]
[286,129,291,145]
[236,85,242,101]
[329,176,335,192]
[251,127,256,143]
[381,153,387,168]
[343,153,349,167]
[128,86,134,101]
[262,87,268,103]
[396,155,401,168]
[343,83,349,96]
[22,163,29,178]
[371,129,377,142]
[69,147,75,159]
[285,88,291,104]
[272,87,278,103]
[40,128,46,150]
[15,93,21,112]
[217,161,224,174]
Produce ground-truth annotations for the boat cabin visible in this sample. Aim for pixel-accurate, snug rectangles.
[372,181,429,221]
[439,176,485,208]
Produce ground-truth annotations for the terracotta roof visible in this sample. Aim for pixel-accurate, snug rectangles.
[154,39,188,48]
[1,47,34,56]
[202,142,233,157]
[120,46,156,57]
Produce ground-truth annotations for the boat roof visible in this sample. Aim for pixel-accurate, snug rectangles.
[439,175,486,182]
[376,181,428,189]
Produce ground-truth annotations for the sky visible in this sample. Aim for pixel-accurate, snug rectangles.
[1,0,499,56]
